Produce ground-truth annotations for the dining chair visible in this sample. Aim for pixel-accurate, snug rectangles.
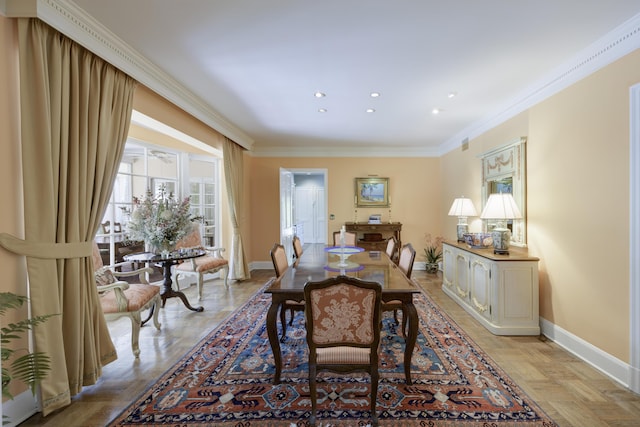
[382,242,416,337]
[270,243,303,341]
[292,235,304,259]
[385,236,398,263]
[92,241,161,358]
[304,275,382,427]
[172,223,229,300]
[332,230,357,246]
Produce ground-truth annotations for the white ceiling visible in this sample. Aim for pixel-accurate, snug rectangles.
[68,0,640,156]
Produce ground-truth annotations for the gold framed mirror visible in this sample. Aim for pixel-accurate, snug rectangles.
[480,137,527,247]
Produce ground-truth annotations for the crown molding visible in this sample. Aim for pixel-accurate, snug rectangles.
[250,144,440,158]
[3,0,254,151]
[440,12,640,156]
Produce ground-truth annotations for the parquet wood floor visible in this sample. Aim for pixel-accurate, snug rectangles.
[19,268,640,426]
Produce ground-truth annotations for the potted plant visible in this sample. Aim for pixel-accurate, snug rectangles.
[423,233,444,274]
[1,292,56,421]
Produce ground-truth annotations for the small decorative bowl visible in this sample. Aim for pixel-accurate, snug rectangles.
[463,233,493,249]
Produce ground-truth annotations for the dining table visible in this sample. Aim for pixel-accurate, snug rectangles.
[265,244,420,385]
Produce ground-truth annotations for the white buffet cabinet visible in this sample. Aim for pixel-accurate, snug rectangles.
[442,241,540,335]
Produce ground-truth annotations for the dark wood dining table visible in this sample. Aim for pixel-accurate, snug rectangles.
[265,244,419,385]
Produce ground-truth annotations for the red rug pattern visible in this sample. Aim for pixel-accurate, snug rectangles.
[109,283,557,426]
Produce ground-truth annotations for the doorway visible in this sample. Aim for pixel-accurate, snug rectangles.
[279,168,328,262]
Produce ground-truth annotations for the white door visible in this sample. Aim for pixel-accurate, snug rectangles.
[279,168,295,264]
[295,187,326,244]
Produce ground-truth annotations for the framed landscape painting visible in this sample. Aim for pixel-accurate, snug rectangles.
[355,177,389,207]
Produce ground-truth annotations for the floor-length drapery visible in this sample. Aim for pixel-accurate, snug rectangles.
[0,18,136,415]
[223,138,250,280]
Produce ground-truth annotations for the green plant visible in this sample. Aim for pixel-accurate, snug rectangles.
[423,233,444,265]
[1,292,56,401]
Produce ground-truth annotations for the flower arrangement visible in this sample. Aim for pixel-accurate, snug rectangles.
[127,186,195,254]
[423,233,444,273]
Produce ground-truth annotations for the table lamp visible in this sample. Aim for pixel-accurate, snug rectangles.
[479,192,523,255]
[448,197,477,242]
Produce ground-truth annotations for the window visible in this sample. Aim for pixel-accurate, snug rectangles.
[97,141,220,265]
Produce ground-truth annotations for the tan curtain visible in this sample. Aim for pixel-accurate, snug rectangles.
[0,19,136,415]
[223,137,250,280]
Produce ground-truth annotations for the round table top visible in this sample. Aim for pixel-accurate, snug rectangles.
[124,248,206,263]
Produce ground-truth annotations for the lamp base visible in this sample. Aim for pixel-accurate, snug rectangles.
[491,228,511,255]
[456,224,468,242]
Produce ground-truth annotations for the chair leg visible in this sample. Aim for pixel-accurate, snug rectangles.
[309,362,317,427]
[129,311,142,358]
[222,265,229,288]
[173,271,182,291]
[197,273,204,301]
[151,295,162,330]
[371,368,379,427]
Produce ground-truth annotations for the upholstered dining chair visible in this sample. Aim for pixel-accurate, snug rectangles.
[385,236,398,263]
[292,235,304,259]
[332,231,357,246]
[382,242,416,337]
[173,223,229,300]
[270,243,304,340]
[304,275,382,427]
[92,241,161,358]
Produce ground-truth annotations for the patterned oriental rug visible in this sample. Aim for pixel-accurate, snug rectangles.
[109,284,558,426]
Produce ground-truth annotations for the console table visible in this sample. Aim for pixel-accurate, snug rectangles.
[344,222,402,258]
[442,241,540,336]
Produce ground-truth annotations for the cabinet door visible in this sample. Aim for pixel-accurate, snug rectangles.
[454,251,470,300]
[470,257,492,320]
[442,244,456,290]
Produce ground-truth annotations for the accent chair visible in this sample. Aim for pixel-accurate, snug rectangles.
[172,223,229,300]
[92,241,161,358]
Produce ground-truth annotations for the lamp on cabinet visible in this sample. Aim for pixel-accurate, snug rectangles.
[480,193,523,255]
[448,197,477,242]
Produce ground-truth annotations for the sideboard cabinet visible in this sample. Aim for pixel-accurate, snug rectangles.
[344,222,402,257]
[442,241,540,335]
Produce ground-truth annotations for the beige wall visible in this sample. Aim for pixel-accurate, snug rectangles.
[246,156,442,263]
[441,50,640,363]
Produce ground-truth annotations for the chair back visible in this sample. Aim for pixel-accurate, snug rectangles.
[398,243,416,278]
[270,243,289,277]
[176,222,204,250]
[92,241,104,270]
[304,276,382,354]
[332,231,357,246]
[385,236,397,260]
[293,235,304,259]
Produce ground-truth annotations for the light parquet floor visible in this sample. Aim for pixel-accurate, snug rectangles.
[20,269,640,426]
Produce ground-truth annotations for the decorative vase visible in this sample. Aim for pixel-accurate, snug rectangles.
[154,241,176,258]
[425,262,439,274]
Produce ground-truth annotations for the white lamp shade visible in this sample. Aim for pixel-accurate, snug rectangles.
[480,193,523,219]
[448,198,477,217]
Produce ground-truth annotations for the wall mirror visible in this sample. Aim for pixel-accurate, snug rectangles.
[480,137,527,247]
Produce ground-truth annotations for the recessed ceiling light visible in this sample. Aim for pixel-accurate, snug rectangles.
[366,108,376,113]
[432,108,442,114]
[448,92,457,98]
[314,92,326,98]
[318,108,327,113]
[370,92,380,98]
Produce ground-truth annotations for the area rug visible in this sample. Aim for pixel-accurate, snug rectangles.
[109,283,558,426]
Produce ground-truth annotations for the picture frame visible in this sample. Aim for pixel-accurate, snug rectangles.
[355,177,389,208]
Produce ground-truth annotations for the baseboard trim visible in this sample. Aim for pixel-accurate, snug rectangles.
[540,317,631,390]
[2,389,38,427]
